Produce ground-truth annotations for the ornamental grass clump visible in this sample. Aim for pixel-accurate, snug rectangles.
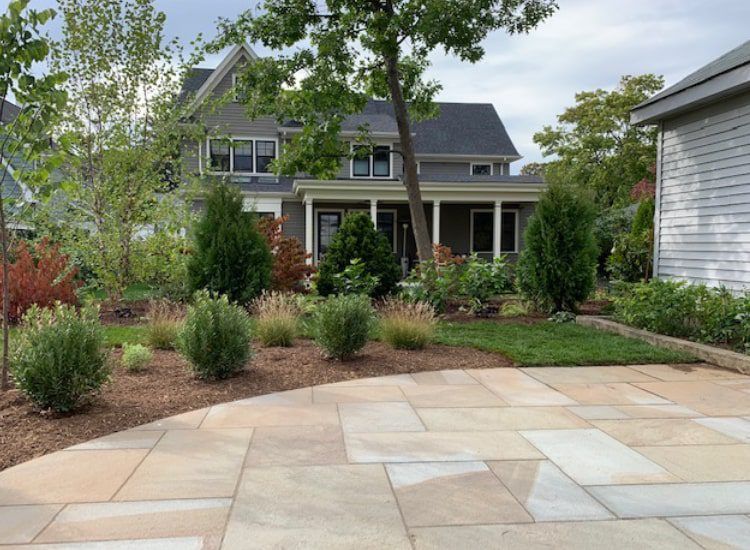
[313,294,375,360]
[145,299,183,350]
[12,304,109,413]
[177,291,253,380]
[121,343,153,372]
[379,298,436,350]
[252,291,300,347]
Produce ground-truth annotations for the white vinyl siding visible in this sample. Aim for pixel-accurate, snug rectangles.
[657,89,750,291]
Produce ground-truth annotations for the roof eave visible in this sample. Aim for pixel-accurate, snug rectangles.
[631,64,750,125]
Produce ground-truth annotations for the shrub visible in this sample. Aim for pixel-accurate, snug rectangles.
[257,215,315,292]
[313,294,375,360]
[459,254,514,314]
[187,183,272,304]
[517,183,599,313]
[607,198,654,282]
[332,258,380,296]
[177,291,253,379]
[315,212,400,298]
[379,298,436,350]
[121,343,153,372]
[12,304,109,412]
[548,311,576,323]
[252,291,300,347]
[134,232,191,301]
[612,279,703,339]
[402,244,464,312]
[0,238,80,323]
[145,300,183,350]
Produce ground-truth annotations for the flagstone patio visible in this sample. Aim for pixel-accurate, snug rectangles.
[3,363,750,548]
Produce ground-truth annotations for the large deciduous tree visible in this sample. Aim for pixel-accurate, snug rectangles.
[213,0,558,261]
[533,74,664,210]
[0,0,66,389]
[42,0,202,304]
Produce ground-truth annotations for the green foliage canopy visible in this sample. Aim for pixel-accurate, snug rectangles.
[534,74,664,209]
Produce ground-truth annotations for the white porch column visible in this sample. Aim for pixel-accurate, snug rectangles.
[493,200,503,258]
[432,201,441,245]
[370,199,378,227]
[305,198,314,265]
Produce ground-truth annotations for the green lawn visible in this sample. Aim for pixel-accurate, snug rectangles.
[434,321,696,366]
[103,325,148,347]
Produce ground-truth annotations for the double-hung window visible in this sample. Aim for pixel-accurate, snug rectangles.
[209,141,231,172]
[256,140,276,173]
[232,140,253,172]
[351,144,391,178]
[206,138,276,174]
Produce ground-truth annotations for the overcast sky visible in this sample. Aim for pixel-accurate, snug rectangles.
[8,0,750,172]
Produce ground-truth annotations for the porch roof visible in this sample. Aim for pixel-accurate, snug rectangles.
[293,178,545,203]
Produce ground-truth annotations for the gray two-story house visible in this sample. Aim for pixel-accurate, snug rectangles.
[182,44,544,269]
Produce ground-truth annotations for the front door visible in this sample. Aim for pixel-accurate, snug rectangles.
[317,211,342,260]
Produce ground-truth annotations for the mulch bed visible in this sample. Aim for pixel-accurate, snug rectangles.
[0,340,512,471]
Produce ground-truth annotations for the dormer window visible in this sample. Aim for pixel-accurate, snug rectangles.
[471,163,493,176]
[352,144,392,178]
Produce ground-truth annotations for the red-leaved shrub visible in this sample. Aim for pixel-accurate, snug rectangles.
[0,238,81,323]
[257,215,315,292]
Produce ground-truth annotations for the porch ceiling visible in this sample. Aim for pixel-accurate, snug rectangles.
[293,179,545,203]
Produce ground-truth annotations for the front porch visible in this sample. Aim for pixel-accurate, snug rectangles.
[292,179,545,267]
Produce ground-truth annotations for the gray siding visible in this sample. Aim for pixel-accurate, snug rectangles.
[282,200,305,243]
[657,89,750,291]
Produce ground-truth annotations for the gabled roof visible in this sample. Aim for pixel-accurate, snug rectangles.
[0,99,20,124]
[632,39,750,125]
[181,47,521,159]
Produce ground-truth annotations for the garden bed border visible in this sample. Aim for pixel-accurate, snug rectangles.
[577,316,750,375]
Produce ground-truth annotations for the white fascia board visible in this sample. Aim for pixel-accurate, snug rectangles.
[631,64,750,125]
[293,179,544,202]
[187,43,260,115]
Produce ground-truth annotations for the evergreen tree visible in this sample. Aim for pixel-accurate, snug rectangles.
[316,212,400,298]
[517,182,598,312]
[188,184,272,303]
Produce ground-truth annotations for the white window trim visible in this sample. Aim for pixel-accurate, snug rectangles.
[470,162,493,176]
[348,207,398,253]
[350,142,395,179]
[314,208,345,262]
[470,208,519,254]
[204,136,278,176]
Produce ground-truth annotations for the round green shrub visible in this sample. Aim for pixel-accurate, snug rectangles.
[187,183,272,304]
[121,343,153,372]
[517,183,599,313]
[12,304,109,412]
[315,212,400,298]
[177,291,253,379]
[313,294,375,360]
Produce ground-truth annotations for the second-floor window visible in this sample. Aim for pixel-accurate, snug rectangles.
[352,144,391,178]
[471,163,493,176]
[207,138,277,174]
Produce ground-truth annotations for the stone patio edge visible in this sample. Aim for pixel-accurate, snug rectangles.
[577,315,750,375]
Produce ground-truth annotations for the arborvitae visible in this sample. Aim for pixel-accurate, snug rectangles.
[187,183,272,303]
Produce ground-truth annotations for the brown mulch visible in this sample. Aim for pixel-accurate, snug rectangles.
[0,340,512,471]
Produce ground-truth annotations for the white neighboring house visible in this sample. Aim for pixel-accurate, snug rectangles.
[631,39,750,291]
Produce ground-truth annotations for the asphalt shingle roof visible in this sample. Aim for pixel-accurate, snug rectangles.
[1,99,20,124]
[182,68,519,157]
[637,39,750,108]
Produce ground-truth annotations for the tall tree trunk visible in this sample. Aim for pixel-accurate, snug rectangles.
[384,54,433,262]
